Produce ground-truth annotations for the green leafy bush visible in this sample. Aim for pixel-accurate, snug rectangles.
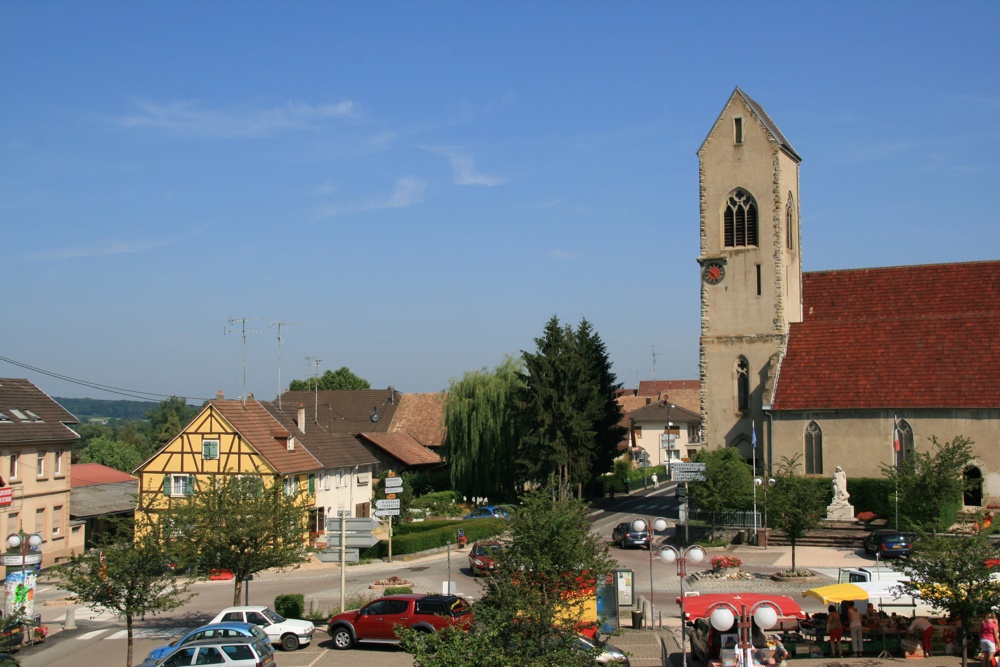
[274,593,304,619]
[361,518,506,558]
[384,586,413,595]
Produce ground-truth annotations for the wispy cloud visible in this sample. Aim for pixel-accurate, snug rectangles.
[25,237,173,261]
[419,145,504,186]
[312,177,426,220]
[112,99,357,138]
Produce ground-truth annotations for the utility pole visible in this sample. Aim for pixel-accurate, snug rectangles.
[225,317,261,406]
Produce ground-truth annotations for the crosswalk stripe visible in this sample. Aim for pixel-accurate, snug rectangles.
[77,629,109,640]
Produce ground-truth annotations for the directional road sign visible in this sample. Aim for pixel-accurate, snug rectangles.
[326,532,381,549]
[384,476,404,489]
[673,472,706,482]
[375,499,400,510]
[1,553,41,566]
[315,548,360,564]
[326,517,380,533]
[374,508,400,517]
[670,462,706,472]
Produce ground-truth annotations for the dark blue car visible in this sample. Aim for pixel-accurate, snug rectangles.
[463,505,510,520]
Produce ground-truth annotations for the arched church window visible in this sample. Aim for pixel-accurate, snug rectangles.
[736,357,750,413]
[724,189,758,248]
[786,193,795,250]
[805,421,823,475]
[895,419,914,467]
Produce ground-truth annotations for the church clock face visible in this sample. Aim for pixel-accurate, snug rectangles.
[702,261,726,285]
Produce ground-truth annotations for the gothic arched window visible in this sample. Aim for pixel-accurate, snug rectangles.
[805,421,823,475]
[736,357,750,413]
[785,193,795,250]
[724,189,758,248]
[895,419,914,467]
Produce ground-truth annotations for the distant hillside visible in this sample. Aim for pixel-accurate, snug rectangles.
[54,397,159,422]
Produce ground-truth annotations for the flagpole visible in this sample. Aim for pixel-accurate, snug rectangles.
[752,421,758,542]
[893,414,900,531]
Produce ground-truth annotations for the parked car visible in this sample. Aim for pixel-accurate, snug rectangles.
[611,521,650,549]
[576,634,630,665]
[145,622,270,662]
[326,593,473,650]
[463,505,510,520]
[863,529,912,558]
[135,636,275,667]
[468,540,503,576]
[210,605,315,651]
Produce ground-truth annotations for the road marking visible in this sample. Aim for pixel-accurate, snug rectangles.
[77,629,110,640]
[105,627,183,640]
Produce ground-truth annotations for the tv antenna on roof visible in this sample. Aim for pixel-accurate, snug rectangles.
[225,316,261,406]
[306,356,322,422]
[271,320,300,410]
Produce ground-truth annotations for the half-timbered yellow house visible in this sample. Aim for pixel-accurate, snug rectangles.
[135,397,323,538]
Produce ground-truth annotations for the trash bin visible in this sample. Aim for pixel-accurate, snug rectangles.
[631,609,644,629]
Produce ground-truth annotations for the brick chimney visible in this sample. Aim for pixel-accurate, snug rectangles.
[217,391,224,400]
[297,403,305,433]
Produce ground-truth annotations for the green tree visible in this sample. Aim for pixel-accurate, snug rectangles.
[689,446,754,538]
[894,532,1000,667]
[57,519,192,667]
[400,491,612,666]
[766,455,827,573]
[443,356,524,502]
[287,366,371,391]
[881,435,974,534]
[518,316,625,499]
[78,435,147,473]
[160,475,312,605]
[144,396,198,448]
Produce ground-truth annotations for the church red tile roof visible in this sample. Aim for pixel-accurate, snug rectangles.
[772,261,1000,411]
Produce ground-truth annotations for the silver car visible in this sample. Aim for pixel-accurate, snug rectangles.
[136,636,275,667]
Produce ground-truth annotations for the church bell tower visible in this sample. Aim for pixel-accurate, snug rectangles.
[697,88,803,464]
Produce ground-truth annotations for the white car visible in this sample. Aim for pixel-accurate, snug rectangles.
[210,606,315,651]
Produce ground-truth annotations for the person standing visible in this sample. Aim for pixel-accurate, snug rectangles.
[981,613,999,667]
[827,604,844,658]
[847,601,864,656]
[651,472,659,489]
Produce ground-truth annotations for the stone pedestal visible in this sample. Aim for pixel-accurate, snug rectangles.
[826,503,855,521]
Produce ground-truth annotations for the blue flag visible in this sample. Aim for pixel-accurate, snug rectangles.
[751,422,757,448]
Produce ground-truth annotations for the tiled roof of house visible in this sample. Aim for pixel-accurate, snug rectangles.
[772,261,1000,410]
[636,380,701,415]
[629,401,701,424]
[389,392,446,447]
[357,432,442,467]
[71,462,138,488]
[261,402,377,469]
[211,399,321,474]
[277,389,402,434]
[0,378,80,444]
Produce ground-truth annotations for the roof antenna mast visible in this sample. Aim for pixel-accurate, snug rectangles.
[271,320,300,410]
[306,356,322,423]
[225,316,261,407]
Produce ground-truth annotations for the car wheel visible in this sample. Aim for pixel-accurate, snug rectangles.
[281,634,300,651]
[331,627,354,650]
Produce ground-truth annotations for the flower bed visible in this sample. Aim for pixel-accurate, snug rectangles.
[709,555,742,570]
[370,575,413,589]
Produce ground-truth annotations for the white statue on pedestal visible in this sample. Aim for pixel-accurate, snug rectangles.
[827,466,855,521]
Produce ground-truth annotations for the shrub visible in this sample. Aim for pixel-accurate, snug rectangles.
[274,593,305,619]
[384,586,413,595]
[360,518,506,558]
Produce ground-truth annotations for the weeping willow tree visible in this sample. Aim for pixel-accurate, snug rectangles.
[443,356,525,502]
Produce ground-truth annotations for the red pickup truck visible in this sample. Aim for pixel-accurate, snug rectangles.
[327,593,472,650]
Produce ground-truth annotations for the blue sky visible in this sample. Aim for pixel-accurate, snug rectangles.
[2,2,998,404]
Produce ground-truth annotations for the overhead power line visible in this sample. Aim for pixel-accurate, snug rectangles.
[0,354,211,404]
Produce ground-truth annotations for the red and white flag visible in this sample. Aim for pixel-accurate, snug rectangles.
[892,415,901,453]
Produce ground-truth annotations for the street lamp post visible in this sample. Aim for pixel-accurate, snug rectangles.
[658,544,705,667]
[753,477,776,549]
[630,516,669,624]
[708,600,783,667]
[6,528,43,644]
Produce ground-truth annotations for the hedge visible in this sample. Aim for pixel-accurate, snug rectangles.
[360,518,506,559]
[274,594,305,619]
